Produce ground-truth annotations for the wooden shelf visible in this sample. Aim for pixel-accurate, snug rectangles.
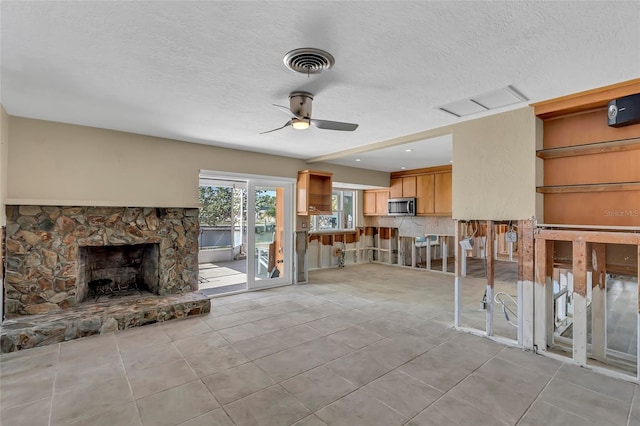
[536,137,640,160]
[537,182,640,194]
[297,170,333,215]
[535,79,640,226]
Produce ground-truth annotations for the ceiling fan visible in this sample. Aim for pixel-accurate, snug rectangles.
[260,92,359,134]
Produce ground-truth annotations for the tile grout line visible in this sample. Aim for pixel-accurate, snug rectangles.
[400,343,509,426]
[225,323,401,418]
[513,357,563,425]
[47,343,61,426]
[626,384,637,426]
[115,331,145,426]
[302,325,464,424]
[263,381,315,424]
[546,374,638,425]
[180,333,239,425]
[387,326,468,394]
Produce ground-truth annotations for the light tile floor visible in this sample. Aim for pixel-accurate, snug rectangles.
[199,261,248,290]
[1,264,639,426]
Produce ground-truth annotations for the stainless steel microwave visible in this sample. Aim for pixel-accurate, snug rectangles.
[387,197,416,216]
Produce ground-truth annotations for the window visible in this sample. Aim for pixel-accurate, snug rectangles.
[309,189,355,231]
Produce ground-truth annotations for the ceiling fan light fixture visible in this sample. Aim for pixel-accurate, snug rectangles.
[292,118,310,130]
[261,92,358,134]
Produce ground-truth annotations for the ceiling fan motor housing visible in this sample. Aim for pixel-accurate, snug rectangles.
[289,92,313,119]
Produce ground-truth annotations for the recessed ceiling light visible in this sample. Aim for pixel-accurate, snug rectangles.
[355,159,361,162]
[450,160,453,163]
[401,167,406,170]
[404,149,413,152]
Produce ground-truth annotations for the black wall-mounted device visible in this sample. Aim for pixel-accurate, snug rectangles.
[607,93,640,128]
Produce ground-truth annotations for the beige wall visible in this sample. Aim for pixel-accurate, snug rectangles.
[6,107,539,221]
[451,107,537,221]
[0,106,8,224]
[7,116,389,207]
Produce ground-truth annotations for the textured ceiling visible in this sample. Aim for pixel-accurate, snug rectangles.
[1,1,639,172]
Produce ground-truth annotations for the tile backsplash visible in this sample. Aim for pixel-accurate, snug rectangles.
[364,215,455,237]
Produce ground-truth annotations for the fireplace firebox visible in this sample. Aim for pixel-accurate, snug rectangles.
[78,244,159,302]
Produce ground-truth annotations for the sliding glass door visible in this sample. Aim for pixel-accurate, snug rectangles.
[198,173,293,294]
[247,180,292,289]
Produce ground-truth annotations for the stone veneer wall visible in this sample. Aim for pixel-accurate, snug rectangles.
[4,206,199,316]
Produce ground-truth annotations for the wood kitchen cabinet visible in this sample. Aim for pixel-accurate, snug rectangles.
[363,189,389,216]
[416,174,435,214]
[297,170,333,215]
[434,172,452,215]
[366,166,451,217]
[389,178,402,198]
[390,176,416,198]
[390,165,452,217]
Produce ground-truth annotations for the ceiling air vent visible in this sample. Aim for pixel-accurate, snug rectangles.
[283,48,335,75]
[438,85,529,118]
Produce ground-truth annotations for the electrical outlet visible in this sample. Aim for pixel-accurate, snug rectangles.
[301,222,307,229]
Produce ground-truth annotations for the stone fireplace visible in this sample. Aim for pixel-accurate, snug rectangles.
[2,205,212,353]
[4,206,200,315]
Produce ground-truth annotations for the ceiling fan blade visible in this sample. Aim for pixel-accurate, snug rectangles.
[310,119,359,131]
[259,120,292,134]
[273,104,300,119]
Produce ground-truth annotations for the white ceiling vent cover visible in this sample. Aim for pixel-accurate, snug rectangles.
[284,48,335,74]
[438,85,528,117]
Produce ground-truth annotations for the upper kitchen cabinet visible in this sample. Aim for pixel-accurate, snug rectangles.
[390,165,452,216]
[297,170,333,215]
[434,171,452,215]
[416,174,435,214]
[389,176,416,198]
[363,189,390,216]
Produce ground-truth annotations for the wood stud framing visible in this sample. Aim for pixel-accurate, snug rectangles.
[534,228,640,376]
[519,219,535,349]
[572,239,588,366]
[485,221,494,336]
[454,220,463,328]
[543,240,555,348]
[534,236,550,351]
[591,243,607,361]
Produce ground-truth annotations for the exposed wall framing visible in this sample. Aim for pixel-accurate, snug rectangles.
[534,227,640,379]
[455,219,532,345]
